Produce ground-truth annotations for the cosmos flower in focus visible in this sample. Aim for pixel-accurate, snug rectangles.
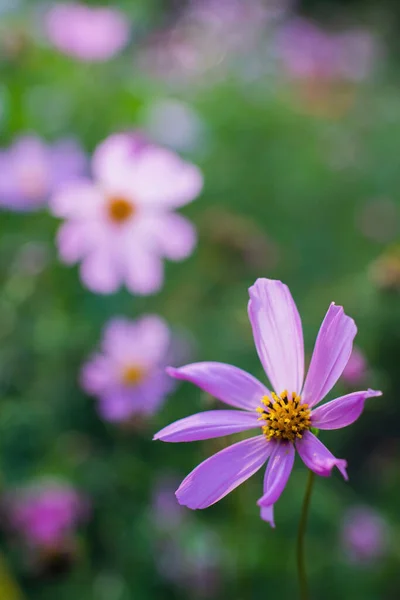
[45,3,130,62]
[0,135,86,211]
[341,506,388,564]
[81,315,175,422]
[155,278,381,526]
[6,479,88,550]
[50,133,202,295]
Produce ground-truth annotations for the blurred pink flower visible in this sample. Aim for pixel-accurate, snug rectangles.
[45,3,130,62]
[50,133,203,295]
[277,18,377,82]
[0,135,86,211]
[341,506,388,564]
[342,347,367,386]
[7,479,87,549]
[81,315,175,422]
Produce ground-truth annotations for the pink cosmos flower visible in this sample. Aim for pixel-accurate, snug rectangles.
[45,3,130,62]
[50,133,203,295]
[81,315,174,422]
[0,135,86,211]
[341,506,388,564]
[154,278,382,526]
[7,479,87,549]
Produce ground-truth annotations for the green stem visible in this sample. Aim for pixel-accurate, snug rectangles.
[296,470,315,600]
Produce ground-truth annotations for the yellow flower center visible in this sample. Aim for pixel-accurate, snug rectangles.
[121,365,146,386]
[107,196,135,223]
[257,391,311,443]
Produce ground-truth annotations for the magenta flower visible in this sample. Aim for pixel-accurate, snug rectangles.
[341,506,388,564]
[7,479,87,548]
[50,133,203,295]
[45,3,130,62]
[81,315,174,422]
[154,278,381,526]
[0,135,86,211]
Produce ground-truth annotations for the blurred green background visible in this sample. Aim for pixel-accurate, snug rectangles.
[0,0,400,598]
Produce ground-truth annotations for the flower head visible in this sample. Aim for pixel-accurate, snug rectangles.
[6,479,87,549]
[50,132,203,295]
[81,315,174,422]
[154,278,381,526]
[0,135,86,211]
[45,3,130,62]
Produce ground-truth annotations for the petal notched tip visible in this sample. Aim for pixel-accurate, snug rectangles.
[315,457,349,481]
[260,504,275,528]
[366,388,382,398]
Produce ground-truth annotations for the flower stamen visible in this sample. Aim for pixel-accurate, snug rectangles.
[258,391,311,442]
[121,365,145,386]
[107,196,135,223]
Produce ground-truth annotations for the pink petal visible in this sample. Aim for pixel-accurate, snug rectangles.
[311,389,382,430]
[133,147,203,208]
[50,179,102,219]
[257,441,295,507]
[80,248,122,294]
[302,303,357,408]
[57,220,95,264]
[80,354,114,394]
[103,315,170,363]
[166,362,269,411]
[153,213,197,261]
[124,248,164,295]
[98,391,134,422]
[132,315,171,362]
[248,278,304,395]
[101,318,136,358]
[176,435,270,509]
[92,133,143,188]
[260,504,275,527]
[296,431,348,480]
[154,410,261,442]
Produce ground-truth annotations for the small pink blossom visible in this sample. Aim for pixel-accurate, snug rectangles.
[6,479,88,549]
[45,3,130,62]
[0,135,86,211]
[50,133,202,295]
[341,506,388,564]
[81,315,174,422]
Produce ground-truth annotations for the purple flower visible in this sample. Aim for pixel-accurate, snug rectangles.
[0,135,86,211]
[276,18,377,82]
[45,3,130,62]
[342,347,367,386]
[7,479,87,549]
[81,315,174,422]
[154,278,382,526]
[50,133,203,295]
[341,506,388,564]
